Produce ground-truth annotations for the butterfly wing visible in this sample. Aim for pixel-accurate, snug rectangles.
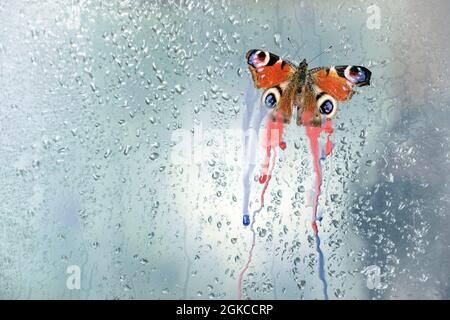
[298,65,372,127]
[310,65,371,100]
[246,49,295,88]
[246,49,297,122]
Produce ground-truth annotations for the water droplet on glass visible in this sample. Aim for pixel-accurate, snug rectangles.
[124,145,132,155]
[274,33,282,48]
[149,152,159,161]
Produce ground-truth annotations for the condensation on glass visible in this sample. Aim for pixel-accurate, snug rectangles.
[0,0,449,299]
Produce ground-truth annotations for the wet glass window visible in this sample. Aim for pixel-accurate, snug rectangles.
[0,0,449,299]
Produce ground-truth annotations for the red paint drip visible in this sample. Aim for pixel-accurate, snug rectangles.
[323,121,334,157]
[312,221,318,235]
[238,149,277,300]
[303,114,334,300]
[239,113,286,300]
[260,112,284,183]
[303,113,334,233]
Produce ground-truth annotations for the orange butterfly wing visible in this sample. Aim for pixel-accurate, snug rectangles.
[311,66,371,101]
[298,65,372,127]
[246,49,295,88]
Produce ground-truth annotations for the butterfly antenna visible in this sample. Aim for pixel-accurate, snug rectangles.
[287,37,296,50]
[308,45,333,64]
[287,37,304,63]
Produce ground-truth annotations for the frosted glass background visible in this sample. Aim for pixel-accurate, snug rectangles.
[0,0,449,299]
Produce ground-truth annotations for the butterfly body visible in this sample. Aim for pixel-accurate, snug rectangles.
[246,49,372,127]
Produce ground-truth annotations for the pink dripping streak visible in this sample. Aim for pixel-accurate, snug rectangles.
[304,112,334,300]
[305,118,334,233]
[238,109,335,300]
[237,112,284,300]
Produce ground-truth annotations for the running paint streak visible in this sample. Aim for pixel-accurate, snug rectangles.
[239,108,284,299]
[314,232,328,299]
[240,83,334,299]
[304,115,334,300]
[242,80,268,226]
[237,148,277,300]
[259,112,285,185]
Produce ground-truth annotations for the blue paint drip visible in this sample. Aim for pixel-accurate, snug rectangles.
[241,80,268,226]
[314,132,330,300]
[243,214,250,226]
[315,233,329,300]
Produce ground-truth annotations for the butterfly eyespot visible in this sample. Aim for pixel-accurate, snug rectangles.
[247,50,270,68]
[344,66,370,84]
[262,87,281,109]
[265,93,277,108]
[319,100,334,115]
[316,93,337,119]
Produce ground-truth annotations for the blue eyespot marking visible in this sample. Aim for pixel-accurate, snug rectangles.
[349,66,366,83]
[319,100,334,115]
[248,50,267,67]
[265,93,277,108]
